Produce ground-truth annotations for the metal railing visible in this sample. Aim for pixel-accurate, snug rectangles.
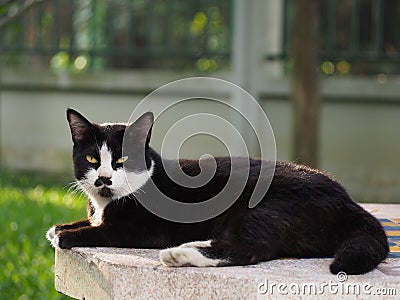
[0,0,232,71]
[281,0,400,75]
[1,0,399,74]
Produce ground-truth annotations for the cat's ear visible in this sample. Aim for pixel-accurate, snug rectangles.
[126,112,154,147]
[66,109,94,143]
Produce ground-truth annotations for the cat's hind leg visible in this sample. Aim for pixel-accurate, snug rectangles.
[160,238,276,267]
[160,212,281,267]
[160,240,225,267]
[46,220,91,246]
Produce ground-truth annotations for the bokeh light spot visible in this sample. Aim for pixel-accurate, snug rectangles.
[337,61,350,75]
[74,55,88,71]
[321,61,335,75]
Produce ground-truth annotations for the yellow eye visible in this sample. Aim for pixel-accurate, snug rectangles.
[117,156,128,163]
[86,155,98,164]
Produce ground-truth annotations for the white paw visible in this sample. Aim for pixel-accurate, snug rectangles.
[46,226,56,242]
[160,247,220,267]
[51,235,61,248]
[46,226,60,249]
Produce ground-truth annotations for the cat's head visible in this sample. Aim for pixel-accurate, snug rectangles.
[67,108,154,202]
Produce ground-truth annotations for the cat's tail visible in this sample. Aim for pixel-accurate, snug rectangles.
[329,233,389,275]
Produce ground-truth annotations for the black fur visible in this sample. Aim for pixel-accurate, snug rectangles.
[50,109,389,275]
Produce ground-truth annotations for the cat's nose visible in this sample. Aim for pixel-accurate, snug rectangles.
[94,176,112,187]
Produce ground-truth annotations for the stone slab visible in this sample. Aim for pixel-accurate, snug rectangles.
[54,204,400,299]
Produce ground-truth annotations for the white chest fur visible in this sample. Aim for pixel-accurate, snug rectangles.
[89,196,110,226]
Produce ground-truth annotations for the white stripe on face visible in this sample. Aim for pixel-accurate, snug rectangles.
[98,142,113,178]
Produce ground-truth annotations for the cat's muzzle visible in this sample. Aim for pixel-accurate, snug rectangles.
[98,186,113,198]
[95,176,112,187]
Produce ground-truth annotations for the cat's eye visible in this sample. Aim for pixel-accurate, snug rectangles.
[86,155,98,164]
[117,156,128,164]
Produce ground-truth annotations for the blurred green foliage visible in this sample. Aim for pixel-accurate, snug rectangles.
[0,171,86,299]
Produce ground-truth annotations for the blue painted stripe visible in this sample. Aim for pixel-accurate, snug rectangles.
[383,226,400,230]
[379,218,393,223]
[388,253,400,258]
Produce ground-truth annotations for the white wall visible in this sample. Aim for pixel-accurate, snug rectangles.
[1,72,400,203]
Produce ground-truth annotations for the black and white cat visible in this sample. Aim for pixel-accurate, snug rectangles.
[46,109,388,274]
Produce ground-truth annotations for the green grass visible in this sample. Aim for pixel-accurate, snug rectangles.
[0,170,86,299]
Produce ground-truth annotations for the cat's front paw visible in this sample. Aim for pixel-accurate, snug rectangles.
[55,230,80,249]
[46,226,63,248]
[46,226,76,249]
[46,226,57,243]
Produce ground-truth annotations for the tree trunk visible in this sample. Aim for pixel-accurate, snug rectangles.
[290,0,320,168]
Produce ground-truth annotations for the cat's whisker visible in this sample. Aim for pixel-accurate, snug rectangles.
[64,182,74,191]
[65,182,78,193]
[67,181,87,197]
